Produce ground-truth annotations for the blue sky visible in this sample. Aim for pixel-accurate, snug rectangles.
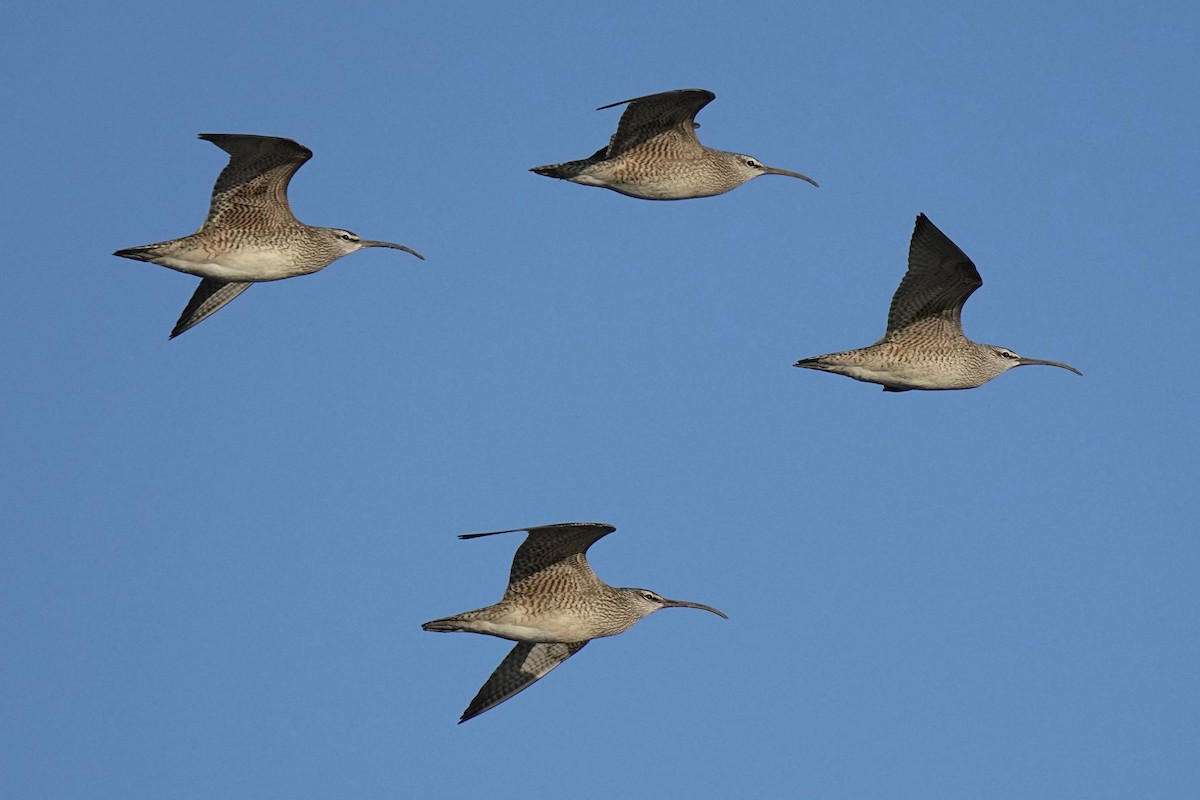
[3,2,1198,798]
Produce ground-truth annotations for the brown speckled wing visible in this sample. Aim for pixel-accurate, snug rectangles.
[197,134,312,232]
[459,640,588,723]
[459,523,616,598]
[600,89,715,156]
[885,214,983,339]
[170,279,253,339]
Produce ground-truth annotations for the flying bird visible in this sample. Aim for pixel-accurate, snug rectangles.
[422,522,727,723]
[114,134,423,338]
[531,88,818,200]
[794,214,1081,391]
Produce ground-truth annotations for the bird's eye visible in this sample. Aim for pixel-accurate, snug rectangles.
[340,233,354,241]
[642,592,658,602]
[745,159,759,168]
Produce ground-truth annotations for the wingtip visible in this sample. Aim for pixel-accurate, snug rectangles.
[458,527,526,540]
[457,705,484,724]
[168,317,194,340]
[596,87,715,111]
[457,522,615,540]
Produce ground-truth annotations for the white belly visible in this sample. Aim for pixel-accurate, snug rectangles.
[155,246,303,282]
[467,612,593,643]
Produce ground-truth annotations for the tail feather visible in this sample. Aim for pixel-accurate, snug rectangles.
[530,145,609,179]
[112,246,158,263]
[421,616,467,633]
[530,160,586,179]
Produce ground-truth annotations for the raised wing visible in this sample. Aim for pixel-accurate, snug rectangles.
[170,279,253,339]
[459,640,588,723]
[197,134,312,232]
[599,89,715,156]
[885,214,983,338]
[459,522,616,596]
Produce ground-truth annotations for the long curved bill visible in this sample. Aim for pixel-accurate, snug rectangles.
[762,165,820,188]
[1017,357,1082,376]
[662,598,729,618]
[362,240,425,260]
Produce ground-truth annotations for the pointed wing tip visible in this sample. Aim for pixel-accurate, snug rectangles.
[458,522,615,540]
[911,212,935,238]
[168,317,195,339]
[168,320,195,339]
[196,133,313,160]
[458,527,525,541]
[596,88,715,111]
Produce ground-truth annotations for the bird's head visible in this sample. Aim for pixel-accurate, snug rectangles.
[984,345,1083,381]
[325,228,425,261]
[726,153,820,189]
[620,587,728,622]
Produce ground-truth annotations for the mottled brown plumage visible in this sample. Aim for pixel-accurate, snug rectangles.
[113,134,423,338]
[422,522,726,722]
[794,214,1082,391]
[531,89,818,200]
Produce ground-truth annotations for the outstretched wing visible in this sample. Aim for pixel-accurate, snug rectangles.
[458,640,588,723]
[885,214,983,339]
[170,279,252,339]
[600,89,715,156]
[197,134,312,232]
[459,522,616,597]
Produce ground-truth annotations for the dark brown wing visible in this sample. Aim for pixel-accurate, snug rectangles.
[458,640,588,723]
[197,134,312,231]
[170,279,253,339]
[459,522,616,596]
[599,89,715,156]
[885,214,983,338]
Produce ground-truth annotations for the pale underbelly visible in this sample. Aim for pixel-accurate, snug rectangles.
[466,614,598,643]
[154,247,304,282]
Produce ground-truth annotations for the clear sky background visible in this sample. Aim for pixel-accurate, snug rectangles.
[3,2,1197,798]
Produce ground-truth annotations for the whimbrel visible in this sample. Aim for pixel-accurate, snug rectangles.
[113,134,423,338]
[794,214,1081,391]
[531,88,819,200]
[422,522,727,723]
